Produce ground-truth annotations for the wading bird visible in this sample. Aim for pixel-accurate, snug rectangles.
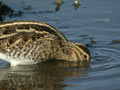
[0,21,90,66]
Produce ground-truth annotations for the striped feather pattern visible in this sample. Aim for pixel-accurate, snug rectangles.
[0,21,90,66]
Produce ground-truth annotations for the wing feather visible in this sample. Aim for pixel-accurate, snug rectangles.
[0,21,67,54]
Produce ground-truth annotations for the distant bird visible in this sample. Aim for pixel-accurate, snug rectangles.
[74,0,80,10]
[0,21,90,66]
[74,0,79,5]
[54,0,63,4]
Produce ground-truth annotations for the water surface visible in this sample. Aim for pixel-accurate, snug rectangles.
[0,0,120,90]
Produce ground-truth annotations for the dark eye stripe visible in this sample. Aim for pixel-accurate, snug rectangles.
[77,45,90,56]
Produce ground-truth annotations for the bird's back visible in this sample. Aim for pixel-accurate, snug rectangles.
[0,21,68,66]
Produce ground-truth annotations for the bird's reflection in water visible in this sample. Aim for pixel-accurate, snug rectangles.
[0,61,89,90]
[54,0,64,11]
[55,3,61,11]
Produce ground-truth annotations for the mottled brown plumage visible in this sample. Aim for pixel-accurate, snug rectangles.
[0,21,90,66]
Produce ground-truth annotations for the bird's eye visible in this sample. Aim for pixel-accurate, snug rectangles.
[82,54,87,59]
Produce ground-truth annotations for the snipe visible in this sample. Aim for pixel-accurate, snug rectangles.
[0,21,90,66]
